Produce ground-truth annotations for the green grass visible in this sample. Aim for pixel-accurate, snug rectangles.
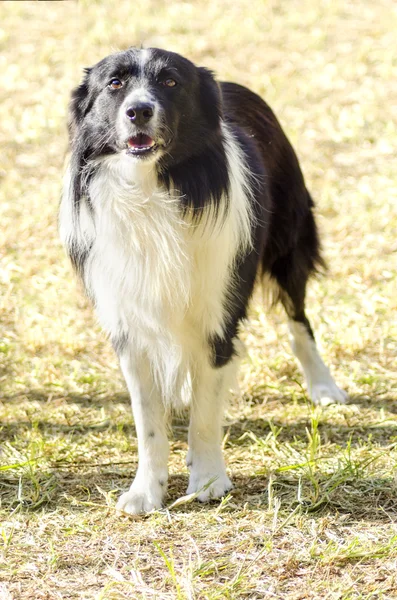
[1,0,397,598]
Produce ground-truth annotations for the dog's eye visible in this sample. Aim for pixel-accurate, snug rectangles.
[162,78,177,88]
[108,78,123,89]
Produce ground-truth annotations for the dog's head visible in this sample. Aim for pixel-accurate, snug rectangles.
[69,48,222,168]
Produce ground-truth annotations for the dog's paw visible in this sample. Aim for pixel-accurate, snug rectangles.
[310,380,348,406]
[187,461,232,502]
[116,480,165,515]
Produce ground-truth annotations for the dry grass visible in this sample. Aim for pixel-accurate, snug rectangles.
[1,0,397,598]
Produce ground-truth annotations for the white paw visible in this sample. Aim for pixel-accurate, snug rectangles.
[187,461,232,502]
[310,379,348,406]
[116,479,165,515]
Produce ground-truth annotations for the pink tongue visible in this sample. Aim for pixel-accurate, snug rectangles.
[128,133,154,148]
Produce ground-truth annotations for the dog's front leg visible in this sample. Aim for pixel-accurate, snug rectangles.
[186,360,233,501]
[116,351,169,514]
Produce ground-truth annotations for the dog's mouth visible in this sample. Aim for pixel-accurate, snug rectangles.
[126,133,157,156]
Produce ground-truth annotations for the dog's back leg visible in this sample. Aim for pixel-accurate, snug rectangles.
[269,213,347,406]
[186,348,238,501]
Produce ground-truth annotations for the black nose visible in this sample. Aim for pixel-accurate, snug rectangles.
[125,103,154,125]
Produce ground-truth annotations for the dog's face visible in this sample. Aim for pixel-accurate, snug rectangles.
[69,48,222,167]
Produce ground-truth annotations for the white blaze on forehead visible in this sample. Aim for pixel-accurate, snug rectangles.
[138,48,152,77]
[123,48,155,107]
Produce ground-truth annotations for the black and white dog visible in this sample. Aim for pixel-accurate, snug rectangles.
[60,47,347,514]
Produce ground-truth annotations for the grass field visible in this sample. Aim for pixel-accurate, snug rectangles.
[1,0,397,598]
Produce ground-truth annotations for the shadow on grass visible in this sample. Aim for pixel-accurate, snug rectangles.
[227,415,397,447]
[0,419,137,441]
[2,387,397,410]
[1,388,397,446]
[0,389,131,406]
[1,413,397,448]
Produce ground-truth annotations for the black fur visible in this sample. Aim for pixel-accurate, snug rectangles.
[209,82,324,364]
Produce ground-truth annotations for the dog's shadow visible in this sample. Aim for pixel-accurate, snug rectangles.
[2,466,396,523]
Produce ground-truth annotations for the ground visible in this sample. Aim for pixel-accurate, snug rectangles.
[1,0,397,598]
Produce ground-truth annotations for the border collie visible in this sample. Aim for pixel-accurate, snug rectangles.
[60,48,347,514]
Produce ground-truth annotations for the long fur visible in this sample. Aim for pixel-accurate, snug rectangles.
[60,47,346,513]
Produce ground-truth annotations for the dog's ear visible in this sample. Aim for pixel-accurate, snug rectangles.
[197,67,223,129]
[68,68,94,141]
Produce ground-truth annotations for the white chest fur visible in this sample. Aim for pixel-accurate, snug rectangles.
[60,124,253,403]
